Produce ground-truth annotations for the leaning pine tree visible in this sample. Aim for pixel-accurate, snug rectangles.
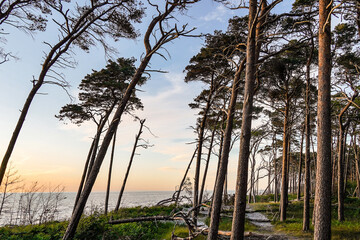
[56,58,145,213]
[62,1,198,239]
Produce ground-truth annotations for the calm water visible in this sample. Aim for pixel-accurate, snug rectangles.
[0,191,178,226]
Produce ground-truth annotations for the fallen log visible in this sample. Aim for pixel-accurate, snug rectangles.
[108,216,176,224]
[246,218,271,223]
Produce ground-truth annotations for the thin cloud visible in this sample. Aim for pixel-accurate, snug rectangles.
[200,5,229,22]
[159,166,183,173]
[170,153,193,163]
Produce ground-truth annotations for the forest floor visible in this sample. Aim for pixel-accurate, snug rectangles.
[0,195,359,239]
[244,205,296,239]
[249,194,360,240]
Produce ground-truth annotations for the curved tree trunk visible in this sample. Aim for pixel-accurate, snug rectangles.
[0,83,42,186]
[0,3,122,186]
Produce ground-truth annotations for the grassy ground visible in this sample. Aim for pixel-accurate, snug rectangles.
[250,195,360,239]
[0,205,257,240]
[0,205,177,240]
[2,195,358,239]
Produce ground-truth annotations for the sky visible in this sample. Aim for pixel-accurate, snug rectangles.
[0,0,293,192]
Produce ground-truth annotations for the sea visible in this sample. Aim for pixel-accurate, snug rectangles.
[0,191,181,226]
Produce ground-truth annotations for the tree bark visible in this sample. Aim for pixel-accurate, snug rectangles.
[354,138,360,199]
[280,92,290,222]
[115,119,145,211]
[207,58,246,240]
[208,128,224,218]
[199,127,216,205]
[314,0,332,238]
[73,137,95,212]
[337,121,347,221]
[352,131,360,199]
[105,128,117,215]
[337,92,357,221]
[175,147,197,207]
[343,130,350,194]
[248,150,257,204]
[230,0,258,239]
[332,133,339,195]
[74,103,116,209]
[297,124,305,200]
[357,0,360,37]
[273,133,278,202]
[303,32,314,231]
[193,78,214,224]
[87,105,116,179]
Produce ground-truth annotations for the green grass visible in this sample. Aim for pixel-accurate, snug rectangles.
[250,196,360,239]
[0,205,183,240]
[3,197,358,239]
[0,204,261,240]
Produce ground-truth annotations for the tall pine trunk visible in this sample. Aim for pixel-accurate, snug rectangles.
[303,33,314,230]
[273,133,278,202]
[280,92,290,222]
[193,80,214,224]
[353,131,360,199]
[297,124,305,200]
[337,126,345,221]
[230,1,258,239]
[314,0,332,238]
[337,93,356,220]
[207,58,246,240]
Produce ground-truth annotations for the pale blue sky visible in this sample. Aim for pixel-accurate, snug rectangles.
[0,0,292,192]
